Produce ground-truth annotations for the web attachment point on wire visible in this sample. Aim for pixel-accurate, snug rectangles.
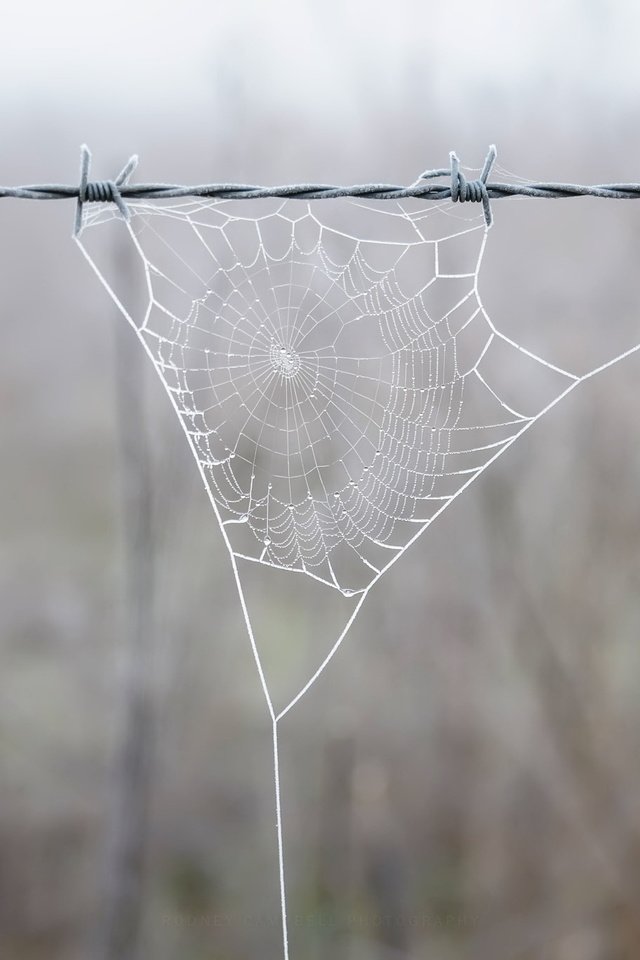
[418,144,497,227]
[73,144,139,238]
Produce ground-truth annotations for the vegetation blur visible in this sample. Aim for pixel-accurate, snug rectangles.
[1,1,640,958]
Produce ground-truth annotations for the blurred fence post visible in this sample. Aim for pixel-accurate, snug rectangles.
[94,228,155,960]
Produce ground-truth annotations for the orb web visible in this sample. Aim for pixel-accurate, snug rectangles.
[78,196,581,601]
[76,189,616,960]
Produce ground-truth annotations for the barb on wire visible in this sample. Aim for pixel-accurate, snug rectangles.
[2,144,640,235]
[419,144,497,225]
[74,144,138,237]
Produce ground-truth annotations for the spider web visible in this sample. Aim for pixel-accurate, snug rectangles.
[75,190,640,960]
[77,197,581,593]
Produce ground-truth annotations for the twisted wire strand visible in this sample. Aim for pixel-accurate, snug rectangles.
[3,144,640,236]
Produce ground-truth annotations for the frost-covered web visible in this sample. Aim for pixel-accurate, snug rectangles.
[78,197,583,594]
[76,191,640,960]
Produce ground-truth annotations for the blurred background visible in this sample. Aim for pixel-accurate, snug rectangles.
[1,1,640,958]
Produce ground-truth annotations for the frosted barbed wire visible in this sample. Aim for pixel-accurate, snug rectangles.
[6,144,640,239]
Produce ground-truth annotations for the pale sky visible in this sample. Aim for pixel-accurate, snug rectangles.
[0,0,638,197]
[2,0,638,112]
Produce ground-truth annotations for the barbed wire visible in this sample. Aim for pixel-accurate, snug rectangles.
[3,144,640,236]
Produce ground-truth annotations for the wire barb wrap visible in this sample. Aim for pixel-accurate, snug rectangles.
[74,145,138,237]
[449,145,497,226]
[418,145,497,226]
